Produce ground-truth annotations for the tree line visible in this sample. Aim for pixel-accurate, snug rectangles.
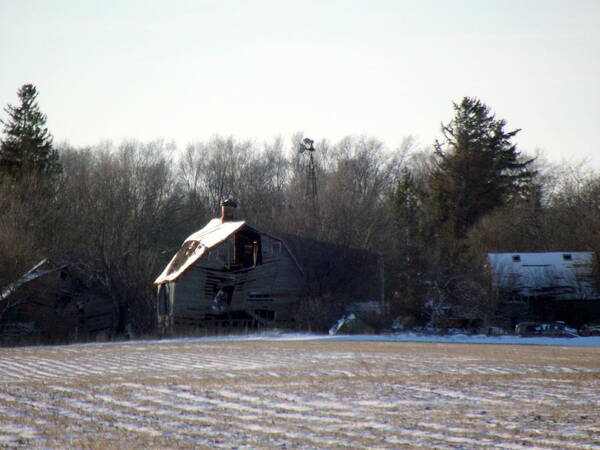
[1,84,599,340]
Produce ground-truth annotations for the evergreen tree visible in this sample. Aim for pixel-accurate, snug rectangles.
[0,84,61,178]
[390,168,427,317]
[394,168,421,250]
[430,97,535,239]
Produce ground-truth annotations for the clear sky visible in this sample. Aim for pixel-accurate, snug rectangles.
[1,0,599,166]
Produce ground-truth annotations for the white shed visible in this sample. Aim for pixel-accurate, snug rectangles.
[487,252,597,300]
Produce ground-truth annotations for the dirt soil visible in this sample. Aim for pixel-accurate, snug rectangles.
[0,339,599,448]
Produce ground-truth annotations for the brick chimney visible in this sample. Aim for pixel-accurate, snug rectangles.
[220,198,237,222]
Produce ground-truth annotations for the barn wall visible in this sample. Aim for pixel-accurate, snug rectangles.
[282,233,382,303]
[165,232,305,329]
[170,265,209,327]
[237,236,304,322]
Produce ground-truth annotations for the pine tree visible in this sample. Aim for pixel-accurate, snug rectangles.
[429,97,535,239]
[0,84,61,178]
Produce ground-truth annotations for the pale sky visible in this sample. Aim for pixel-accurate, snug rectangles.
[1,0,599,166]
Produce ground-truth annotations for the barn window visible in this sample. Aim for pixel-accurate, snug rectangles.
[233,229,262,268]
[512,255,521,262]
[272,242,282,256]
[562,254,572,261]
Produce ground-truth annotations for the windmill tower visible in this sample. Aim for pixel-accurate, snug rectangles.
[299,137,319,219]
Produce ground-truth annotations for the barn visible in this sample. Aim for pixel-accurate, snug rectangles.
[155,200,305,333]
[155,200,384,334]
[487,252,600,326]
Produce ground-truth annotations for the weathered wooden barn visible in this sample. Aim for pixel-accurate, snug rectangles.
[487,252,600,326]
[155,200,384,334]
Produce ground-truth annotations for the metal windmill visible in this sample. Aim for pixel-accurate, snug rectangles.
[298,137,319,219]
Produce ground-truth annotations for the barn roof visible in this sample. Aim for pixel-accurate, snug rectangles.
[154,219,245,284]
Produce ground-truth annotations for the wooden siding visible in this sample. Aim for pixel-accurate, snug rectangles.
[170,265,207,327]
[81,294,117,335]
[157,222,382,333]
[166,232,304,330]
[282,233,382,303]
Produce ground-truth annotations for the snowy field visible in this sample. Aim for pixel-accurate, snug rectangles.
[0,334,599,449]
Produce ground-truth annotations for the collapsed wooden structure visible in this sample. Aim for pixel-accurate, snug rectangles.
[0,260,117,340]
[155,200,383,334]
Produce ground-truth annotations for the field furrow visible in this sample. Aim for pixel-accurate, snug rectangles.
[0,338,599,448]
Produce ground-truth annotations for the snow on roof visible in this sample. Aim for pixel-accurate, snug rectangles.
[154,219,245,284]
[1,259,69,302]
[487,252,596,300]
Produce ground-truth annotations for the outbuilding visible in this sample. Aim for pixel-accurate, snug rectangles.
[487,251,599,326]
